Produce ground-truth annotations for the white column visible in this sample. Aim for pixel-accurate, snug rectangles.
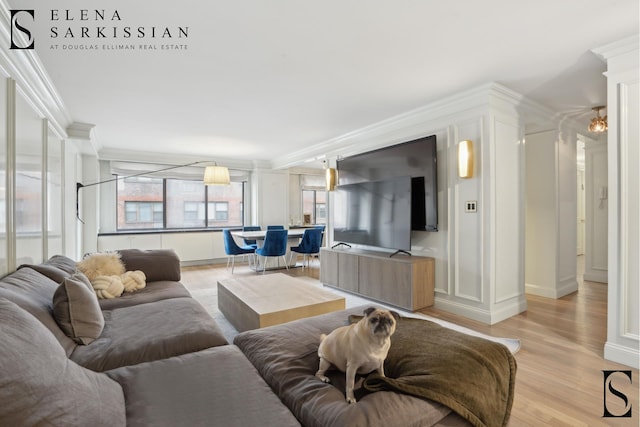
[594,35,640,369]
[525,129,578,298]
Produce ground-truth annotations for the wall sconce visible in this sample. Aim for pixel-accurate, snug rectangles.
[325,167,337,191]
[457,140,474,179]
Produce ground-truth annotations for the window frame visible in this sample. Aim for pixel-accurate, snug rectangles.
[116,176,245,231]
[301,189,327,225]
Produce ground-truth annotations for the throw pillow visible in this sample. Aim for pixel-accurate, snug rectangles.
[77,252,125,282]
[121,270,146,292]
[92,275,125,299]
[53,273,105,344]
[0,297,125,426]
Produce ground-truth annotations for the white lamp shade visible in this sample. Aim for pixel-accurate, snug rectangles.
[203,165,230,185]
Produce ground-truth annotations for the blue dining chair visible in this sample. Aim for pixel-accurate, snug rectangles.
[222,229,256,273]
[255,229,288,274]
[289,228,323,269]
[313,225,326,246]
[266,225,285,230]
[242,225,261,249]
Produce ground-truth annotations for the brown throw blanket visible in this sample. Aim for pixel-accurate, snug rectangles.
[349,315,517,427]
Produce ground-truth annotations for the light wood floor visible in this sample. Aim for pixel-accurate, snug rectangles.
[181,259,639,427]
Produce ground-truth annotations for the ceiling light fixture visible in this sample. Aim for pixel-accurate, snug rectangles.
[203,164,231,185]
[588,106,608,134]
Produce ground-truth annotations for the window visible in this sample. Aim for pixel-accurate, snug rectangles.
[167,179,206,228]
[206,184,242,228]
[208,202,229,221]
[302,190,327,225]
[117,175,245,230]
[124,202,163,226]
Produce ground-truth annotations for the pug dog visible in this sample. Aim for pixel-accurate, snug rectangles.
[315,306,400,403]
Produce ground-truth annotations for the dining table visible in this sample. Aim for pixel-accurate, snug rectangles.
[231,229,306,271]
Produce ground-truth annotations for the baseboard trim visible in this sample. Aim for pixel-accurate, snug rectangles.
[434,296,527,325]
[604,341,640,369]
[181,258,227,267]
[583,272,608,283]
[525,279,578,299]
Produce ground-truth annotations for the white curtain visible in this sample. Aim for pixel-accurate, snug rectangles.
[299,173,325,191]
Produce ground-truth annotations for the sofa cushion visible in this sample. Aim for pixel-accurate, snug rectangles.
[45,254,79,275]
[0,267,77,356]
[234,306,464,427]
[77,252,126,281]
[0,297,126,427]
[106,345,300,427]
[118,249,181,282]
[71,297,228,371]
[98,280,192,310]
[53,273,105,344]
[18,255,79,283]
[18,263,68,283]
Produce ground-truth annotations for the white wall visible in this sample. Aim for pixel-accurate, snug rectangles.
[314,84,529,325]
[594,35,639,369]
[251,169,290,228]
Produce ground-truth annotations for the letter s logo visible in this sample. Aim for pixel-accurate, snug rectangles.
[10,10,35,50]
[603,370,632,418]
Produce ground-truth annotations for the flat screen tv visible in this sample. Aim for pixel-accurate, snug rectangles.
[336,135,438,232]
[333,176,412,251]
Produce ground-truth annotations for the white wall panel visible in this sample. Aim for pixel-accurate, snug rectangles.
[255,170,289,227]
[525,131,557,294]
[98,234,162,252]
[492,118,524,303]
[620,80,639,339]
[556,131,578,290]
[162,232,217,262]
[453,118,483,302]
[97,231,227,264]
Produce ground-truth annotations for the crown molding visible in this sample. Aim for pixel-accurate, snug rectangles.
[66,122,95,140]
[592,34,639,62]
[273,82,579,169]
[97,147,255,171]
[273,83,496,169]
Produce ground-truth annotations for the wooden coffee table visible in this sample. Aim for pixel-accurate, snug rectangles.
[217,273,346,332]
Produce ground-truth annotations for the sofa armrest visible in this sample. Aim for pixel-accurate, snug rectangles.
[117,249,181,282]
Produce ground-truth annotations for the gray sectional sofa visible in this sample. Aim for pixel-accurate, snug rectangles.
[0,250,299,427]
[0,250,513,426]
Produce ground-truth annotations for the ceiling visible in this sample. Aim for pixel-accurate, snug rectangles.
[13,0,639,167]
